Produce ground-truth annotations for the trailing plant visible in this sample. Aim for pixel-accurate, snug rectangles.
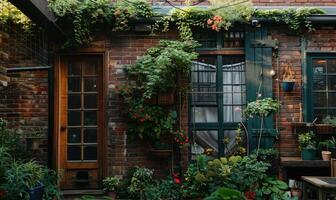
[48,0,325,46]
[244,98,280,118]
[253,8,325,33]
[298,132,316,150]
[319,137,336,150]
[0,0,33,31]
[120,40,198,142]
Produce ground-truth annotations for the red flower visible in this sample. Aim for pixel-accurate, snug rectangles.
[172,173,181,184]
[245,191,256,200]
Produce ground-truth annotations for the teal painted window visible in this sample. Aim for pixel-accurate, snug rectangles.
[307,55,336,122]
[190,30,245,159]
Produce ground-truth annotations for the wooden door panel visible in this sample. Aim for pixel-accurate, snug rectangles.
[59,56,102,190]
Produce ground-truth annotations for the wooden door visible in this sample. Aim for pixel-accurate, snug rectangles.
[59,56,102,189]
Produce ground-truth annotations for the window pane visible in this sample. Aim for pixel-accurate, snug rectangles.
[84,128,97,143]
[84,94,97,108]
[233,106,243,122]
[84,111,97,126]
[223,31,244,48]
[328,76,336,91]
[329,93,336,107]
[68,111,81,126]
[194,30,217,49]
[68,128,81,143]
[192,130,218,159]
[313,93,327,107]
[313,59,326,74]
[84,78,97,92]
[69,63,81,76]
[67,146,81,161]
[193,107,218,123]
[223,130,239,155]
[313,76,326,90]
[83,146,97,160]
[314,109,327,122]
[83,62,97,75]
[68,94,81,109]
[327,59,336,73]
[68,77,81,92]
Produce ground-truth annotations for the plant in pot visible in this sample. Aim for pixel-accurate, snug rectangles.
[298,132,317,160]
[244,98,280,154]
[317,115,336,134]
[282,63,295,92]
[102,176,120,199]
[3,161,45,200]
[319,137,336,159]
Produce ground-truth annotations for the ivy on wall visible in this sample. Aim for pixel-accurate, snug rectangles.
[0,0,33,31]
[47,0,325,47]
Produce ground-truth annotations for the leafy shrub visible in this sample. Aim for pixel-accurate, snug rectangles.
[298,132,316,150]
[0,118,24,158]
[256,177,288,200]
[102,176,120,192]
[204,187,244,200]
[128,167,154,199]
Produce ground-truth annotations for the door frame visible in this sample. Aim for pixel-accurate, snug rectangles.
[53,50,108,188]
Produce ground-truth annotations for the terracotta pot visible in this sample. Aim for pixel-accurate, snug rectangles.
[107,191,117,199]
[322,151,332,161]
[291,188,302,200]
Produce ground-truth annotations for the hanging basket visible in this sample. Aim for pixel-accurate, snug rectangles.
[282,80,295,92]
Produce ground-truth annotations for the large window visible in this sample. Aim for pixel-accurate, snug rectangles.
[190,29,245,158]
[307,56,336,122]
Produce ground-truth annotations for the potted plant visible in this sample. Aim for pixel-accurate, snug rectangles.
[282,63,295,92]
[319,137,336,159]
[149,141,172,158]
[298,132,317,160]
[316,115,336,134]
[244,98,280,154]
[102,176,120,199]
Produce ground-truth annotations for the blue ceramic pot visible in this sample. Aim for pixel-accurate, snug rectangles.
[27,182,44,200]
[282,81,295,92]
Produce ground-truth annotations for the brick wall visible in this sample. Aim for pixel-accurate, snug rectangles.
[101,31,190,176]
[0,26,49,163]
[269,25,336,157]
[252,0,336,6]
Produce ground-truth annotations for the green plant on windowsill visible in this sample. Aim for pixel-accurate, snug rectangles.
[298,132,317,160]
[322,115,336,127]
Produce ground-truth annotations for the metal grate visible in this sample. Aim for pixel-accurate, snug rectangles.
[0,0,48,67]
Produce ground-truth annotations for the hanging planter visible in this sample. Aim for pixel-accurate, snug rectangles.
[282,63,295,92]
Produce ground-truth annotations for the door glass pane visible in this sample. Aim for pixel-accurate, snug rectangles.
[83,63,97,75]
[192,130,218,159]
[68,111,81,126]
[69,63,81,76]
[68,94,81,109]
[223,130,240,155]
[68,128,81,143]
[84,78,97,92]
[329,93,336,107]
[193,107,218,123]
[68,77,81,92]
[84,111,97,126]
[84,94,97,108]
[67,146,81,161]
[84,128,97,143]
[83,146,97,160]
[313,92,327,107]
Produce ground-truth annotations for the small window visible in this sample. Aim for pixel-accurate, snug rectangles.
[307,56,336,122]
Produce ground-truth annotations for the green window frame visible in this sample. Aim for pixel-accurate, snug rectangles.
[305,54,336,122]
[190,29,246,158]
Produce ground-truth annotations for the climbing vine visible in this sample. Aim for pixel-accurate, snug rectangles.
[120,40,198,142]
[47,0,325,47]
